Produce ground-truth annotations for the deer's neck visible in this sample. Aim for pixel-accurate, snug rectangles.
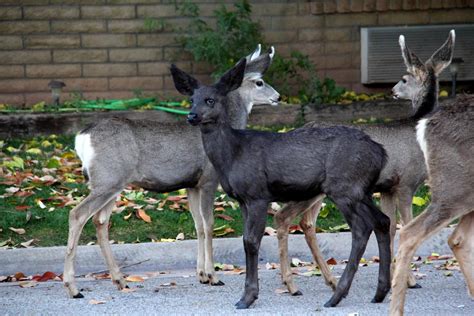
[413,73,439,120]
[226,91,249,129]
[200,122,239,185]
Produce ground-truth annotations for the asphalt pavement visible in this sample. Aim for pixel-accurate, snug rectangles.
[0,229,472,315]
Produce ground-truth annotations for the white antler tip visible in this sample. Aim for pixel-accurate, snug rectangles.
[269,46,275,59]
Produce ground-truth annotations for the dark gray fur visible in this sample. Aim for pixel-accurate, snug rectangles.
[178,59,392,309]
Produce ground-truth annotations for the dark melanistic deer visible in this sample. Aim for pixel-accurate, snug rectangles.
[390,30,474,316]
[174,58,392,309]
[64,46,279,298]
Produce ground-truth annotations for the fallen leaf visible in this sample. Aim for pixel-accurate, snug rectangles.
[14,272,27,280]
[371,256,380,263]
[264,226,277,236]
[123,212,132,220]
[216,213,234,221]
[38,271,57,282]
[20,239,35,248]
[444,271,453,277]
[289,225,303,234]
[15,205,30,211]
[160,281,177,287]
[92,273,111,280]
[19,281,37,288]
[89,299,106,305]
[136,209,151,223]
[175,232,185,241]
[9,227,25,235]
[36,199,46,209]
[266,262,279,270]
[326,257,338,265]
[125,275,145,282]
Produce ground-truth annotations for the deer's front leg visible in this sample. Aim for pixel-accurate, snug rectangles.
[235,200,268,309]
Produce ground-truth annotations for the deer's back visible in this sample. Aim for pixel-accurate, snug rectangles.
[78,117,213,192]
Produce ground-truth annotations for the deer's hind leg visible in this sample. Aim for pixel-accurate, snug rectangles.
[299,197,337,291]
[93,198,128,291]
[64,189,120,298]
[448,211,474,298]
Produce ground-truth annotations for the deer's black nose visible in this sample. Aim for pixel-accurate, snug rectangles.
[277,96,282,101]
[187,112,199,125]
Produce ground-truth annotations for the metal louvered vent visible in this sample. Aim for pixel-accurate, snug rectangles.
[361,24,474,84]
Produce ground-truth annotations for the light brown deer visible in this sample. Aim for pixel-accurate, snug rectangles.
[390,30,474,315]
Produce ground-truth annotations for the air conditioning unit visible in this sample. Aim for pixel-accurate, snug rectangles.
[361,24,474,84]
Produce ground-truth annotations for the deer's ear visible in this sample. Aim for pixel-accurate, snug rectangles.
[170,64,199,96]
[215,58,247,95]
[246,44,261,62]
[427,30,455,75]
[245,46,274,75]
[399,35,425,78]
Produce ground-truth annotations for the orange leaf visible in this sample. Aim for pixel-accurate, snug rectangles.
[216,214,234,221]
[214,207,225,212]
[125,275,145,282]
[14,272,27,280]
[326,257,338,265]
[15,205,30,211]
[136,209,151,223]
[38,271,57,282]
[289,225,303,234]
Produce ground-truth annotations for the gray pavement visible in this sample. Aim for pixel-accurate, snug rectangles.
[0,228,472,315]
[0,263,472,315]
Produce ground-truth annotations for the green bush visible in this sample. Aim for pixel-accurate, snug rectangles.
[174,0,345,104]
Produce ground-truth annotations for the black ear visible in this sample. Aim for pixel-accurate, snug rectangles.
[215,58,247,95]
[170,64,199,96]
[427,30,455,75]
[399,35,425,76]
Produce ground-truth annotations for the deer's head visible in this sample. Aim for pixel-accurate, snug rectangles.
[392,30,455,108]
[171,58,247,127]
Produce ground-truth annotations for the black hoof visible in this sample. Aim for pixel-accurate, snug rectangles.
[211,280,225,286]
[409,283,422,289]
[371,297,384,303]
[324,300,337,308]
[125,285,130,289]
[292,290,303,296]
[235,300,250,309]
[73,292,84,299]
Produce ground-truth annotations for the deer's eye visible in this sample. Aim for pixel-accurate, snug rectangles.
[206,98,215,106]
[402,78,407,84]
[190,99,194,104]
[256,80,263,87]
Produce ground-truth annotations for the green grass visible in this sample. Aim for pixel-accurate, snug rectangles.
[0,135,430,248]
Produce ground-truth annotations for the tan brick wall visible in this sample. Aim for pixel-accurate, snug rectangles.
[0,0,473,106]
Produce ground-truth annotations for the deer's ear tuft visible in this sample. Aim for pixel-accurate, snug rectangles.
[399,34,425,78]
[170,64,199,96]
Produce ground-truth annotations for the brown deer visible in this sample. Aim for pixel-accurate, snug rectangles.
[389,30,474,315]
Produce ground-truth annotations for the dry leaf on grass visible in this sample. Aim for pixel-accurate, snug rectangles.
[136,209,151,223]
[326,257,338,265]
[89,299,106,305]
[9,227,25,235]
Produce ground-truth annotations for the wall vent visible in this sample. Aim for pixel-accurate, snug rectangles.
[361,24,474,84]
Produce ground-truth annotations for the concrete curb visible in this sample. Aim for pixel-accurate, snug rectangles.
[0,228,453,276]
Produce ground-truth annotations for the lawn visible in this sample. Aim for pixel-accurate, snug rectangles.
[0,135,430,248]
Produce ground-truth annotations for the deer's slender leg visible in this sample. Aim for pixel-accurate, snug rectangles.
[324,200,372,307]
[92,199,127,290]
[187,188,207,284]
[390,203,456,316]
[299,199,337,291]
[200,182,223,286]
[448,211,474,298]
[274,201,307,295]
[396,189,421,288]
[64,190,119,298]
[236,200,268,309]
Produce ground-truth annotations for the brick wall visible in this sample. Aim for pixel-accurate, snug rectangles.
[0,0,473,106]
